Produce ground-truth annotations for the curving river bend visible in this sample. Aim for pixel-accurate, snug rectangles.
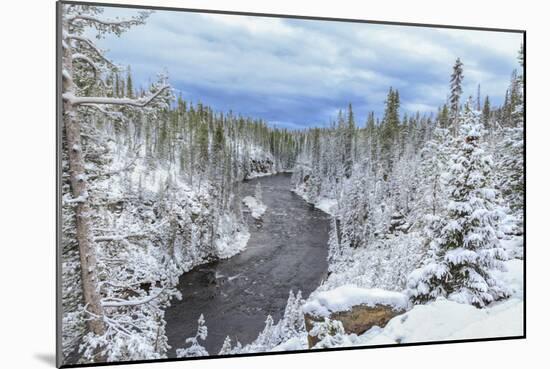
[165,173,330,356]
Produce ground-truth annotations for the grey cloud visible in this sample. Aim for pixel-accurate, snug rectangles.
[95,7,523,128]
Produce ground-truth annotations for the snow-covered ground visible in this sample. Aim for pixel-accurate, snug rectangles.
[292,184,338,216]
[255,258,524,353]
[243,196,267,219]
[328,259,521,348]
[247,170,277,179]
[357,258,523,345]
[315,198,338,216]
[303,286,409,317]
[287,156,524,351]
[215,214,251,259]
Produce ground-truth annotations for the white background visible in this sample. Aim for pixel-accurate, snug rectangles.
[0,0,545,368]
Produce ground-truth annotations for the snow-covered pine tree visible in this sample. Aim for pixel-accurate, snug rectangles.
[310,318,346,349]
[418,126,453,224]
[476,84,481,111]
[218,336,233,355]
[407,99,509,308]
[327,217,352,273]
[340,173,373,249]
[195,120,209,190]
[495,126,524,233]
[380,87,400,174]
[437,104,450,129]
[176,314,209,358]
[254,315,276,349]
[482,96,492,132]
[343,103,355,179]
[279,290,306,340]
[449,58,464,135]
[493,45,524,234]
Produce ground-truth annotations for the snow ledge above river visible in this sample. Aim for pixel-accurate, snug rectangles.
[243,196,267,219]
[303,286,409,317]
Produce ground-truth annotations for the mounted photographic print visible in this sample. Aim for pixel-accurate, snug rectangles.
[56,1,526,367]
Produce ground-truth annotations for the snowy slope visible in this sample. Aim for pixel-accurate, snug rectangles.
[236,258,523,355]
[258,258,524,352]
[317,258,523,347]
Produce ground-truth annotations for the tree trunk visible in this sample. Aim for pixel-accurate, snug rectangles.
[62,19,105,338]
[335,218,342,247]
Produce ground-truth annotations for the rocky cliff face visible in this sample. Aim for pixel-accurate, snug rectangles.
[246,158,275,178]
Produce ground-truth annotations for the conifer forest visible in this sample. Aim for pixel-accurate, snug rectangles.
[58,4,525,365]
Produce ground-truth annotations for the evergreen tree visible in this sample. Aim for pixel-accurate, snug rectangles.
[176,314,209,358]
[476,84,481,111]
[508,69,524,127]
[418,127,452,219]
[279,290,305,340]
[408,100,509,307]
[365,111,377,161]
[327,217,352,273]
[449,57,464,135]
[340,174,373,249]
[218,336,233,355]
[310,318,346,349]
[212,121,226,189]
[482,96,491,131]
[196,121,209,188]
[343,103,355,178]
[255,315,275,348]
[495,126,524,232]
[380,88,400,173]
[438,104,450,129]
[126,65,134,98]
[518,43,524,68]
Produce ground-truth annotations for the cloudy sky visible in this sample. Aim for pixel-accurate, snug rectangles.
[93,6,523,129]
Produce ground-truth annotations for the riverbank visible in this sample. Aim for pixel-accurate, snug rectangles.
[164,173,330,355]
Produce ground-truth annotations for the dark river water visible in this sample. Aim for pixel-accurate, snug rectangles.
[164,173,330,356]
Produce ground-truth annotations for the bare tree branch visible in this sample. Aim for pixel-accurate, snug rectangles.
[67,14,143,28]
[98,280,150,289]
[93,233,146,242]
[63,85,170,107]
[101,288,165,308]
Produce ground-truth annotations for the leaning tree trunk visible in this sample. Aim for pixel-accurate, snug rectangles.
[62,19,105,339]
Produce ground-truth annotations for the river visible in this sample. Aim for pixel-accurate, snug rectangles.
[164,173,331,356]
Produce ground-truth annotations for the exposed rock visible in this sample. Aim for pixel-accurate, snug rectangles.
[249,159,274,175]
[305,303,405,348]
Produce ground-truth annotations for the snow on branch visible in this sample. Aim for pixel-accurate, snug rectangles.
[98,280,149,289]
[84,104,125,120]
[63,85,170,108]
[101,288,165,308]
[93,233,146,242]
[62,192,88,205]
[66,13,148,29]
[72,53,100,77]
[66,35,116,68]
